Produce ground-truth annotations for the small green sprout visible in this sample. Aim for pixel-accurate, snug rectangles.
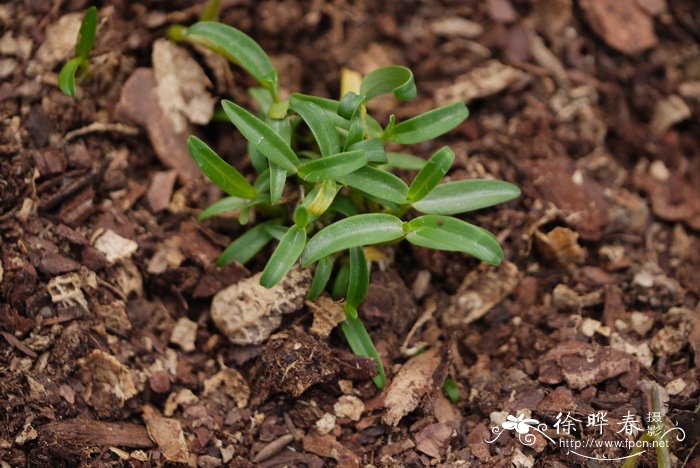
[182,22,520,388]
[57,6,97,96]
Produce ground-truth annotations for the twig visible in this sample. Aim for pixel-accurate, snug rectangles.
[64,122,139,142]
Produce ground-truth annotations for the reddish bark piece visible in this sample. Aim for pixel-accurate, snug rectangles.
[115,68,198,183]
[414,422,453,459]
[38,253,81,275]
[539,341,631,389]
[487,0,518,23]
[38,420,153,448]
[521,157,608,240]
[579,0,657,55]
[303,432,360,468]
[31,148,65,177]
[146,170,177,213]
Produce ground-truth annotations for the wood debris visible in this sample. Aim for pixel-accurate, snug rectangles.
[383,346,448,426]
[93,229,138,264]
[333,395,364,421]
[203,367,250,408]
[169,316,197,352]
[307,297,346,338]
[579,0,657,54]
[142,405,190,464]
[211,265,311,345]
[442,261,521,328]
[435,60,525,105]
[79,349,138,406]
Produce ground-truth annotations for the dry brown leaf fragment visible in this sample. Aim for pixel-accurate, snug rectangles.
[539,341,631,389]
[142,405,190,464]
[203,367,250,408]
[383,346,449,426]
[414,422,453,459]
[579,0,657,55]
[211,265,311,345]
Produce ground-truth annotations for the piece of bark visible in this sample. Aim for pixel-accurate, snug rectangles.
[383,346,449,426]
[579,0,657,55]
[539,341,631,389]
[115,68,198,183]
[38,253,81,275]
[414,422,453,459]
[302,432,360,468]
[142,405,190,464]
[146,170,177,213]
[39,420,153,449]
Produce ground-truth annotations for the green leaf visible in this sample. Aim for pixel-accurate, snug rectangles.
[75,6,97,58]
[384,152,427,170]
[328,194,359,217]
[186,22,278,95]
[407,146,454,203]
[338,92,365,120]
[197,196,249,221]
[405,215,504,265]
[341,310,386,388]
[343,118,364,151]
[260,226,307,287]
[387,101,469,144]
[360,65,416,101]
[303,179,339,217]
[222,100,300,172]
[332,264,350,300]
[248,87,274,114]
[298,150,367,182]
[57,57,82,96]
[263,224,288,241]
[289,97,340,157]
[412,179,520,214]
[301,214,404,266]
[443,377,459,403]
[348,138,386,163]
[337,166,408,205]
[187,136,256,198]
[306,256,334,300]
[265,116,291,203]
[290,93,349,130]
[216,219,282,266]
[294,206,312,228]
[346,247,369,308]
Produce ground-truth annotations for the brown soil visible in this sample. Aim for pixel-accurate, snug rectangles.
[1,0,699,466]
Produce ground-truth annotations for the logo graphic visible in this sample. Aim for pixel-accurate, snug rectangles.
[485,412,686,462]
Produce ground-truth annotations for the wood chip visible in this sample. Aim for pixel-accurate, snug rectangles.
[579,0,657,55]
[79,349,138,406]
[303,432,360,468]
[539,341,631,389]
[39,419,153,448]
[142,405,189,464]
[534,227,586,267]
[203,367,250,408]
[435,60,525,105]
[383,346,448,426]
[146,170,177,213]
[307,297,346,338]
[442,261,521,328]
[414,422,453,458]
[169,316,197,352]
[333,395,364,421]
[253,433,294,463]
[211,265,311,345]
[94,229,138,264]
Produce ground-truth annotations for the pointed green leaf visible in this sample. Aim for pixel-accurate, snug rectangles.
[343,118,364,151]
[75,6,98,58]
[443,377,459,403]
[248,87,274,114]
[301,214,404,266]
[338,92,365,120]
[348,138,386,163]
[338,166,408,204]
[407,146,454,203]
[346,247,369,308]
[260,225,307,287]
[298,150,367,182]
[222,100,299,172]
[328,194,359,217]
[265,116,291,203]
[290,93,349,129]
[332,264,350,300]
[263,224,288,241]
[198,196,249,221]
[306,256,335,300]
[387,101,469,144]
[186,22,278,94]
[303,179,339,217]
[405,215,503,265]
[57,57,82,96]
[216,219,283,266]
[360,65,416,101]
[341,311,385,388]
[384,152,427,170]
[187,136,256,198]
[290,97,340,157]
[412,179,520,214]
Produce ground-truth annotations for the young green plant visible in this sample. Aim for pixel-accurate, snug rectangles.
[57,6,97,96]
[181,22,520,388]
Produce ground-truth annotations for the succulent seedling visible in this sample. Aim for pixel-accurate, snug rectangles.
[58,6,97,96]
[181,22,520,388]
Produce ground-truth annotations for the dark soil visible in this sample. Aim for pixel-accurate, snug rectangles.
[1,0,699,466]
